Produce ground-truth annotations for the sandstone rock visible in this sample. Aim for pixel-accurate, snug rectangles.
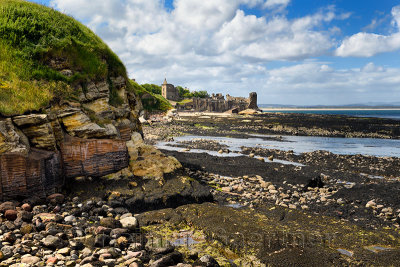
[61,136,129,179]
[18,122,57,151]
[0,118,29,154]
[84,80,109,102]
[0,149,62,200]
[267,185,276,191]
[83,98,114,120]
[12,114,48,126]
[129,144,181,178]
[59,111,117,139]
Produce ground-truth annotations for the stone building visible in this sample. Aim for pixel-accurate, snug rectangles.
[161,78,179,101]
[177,92,258,113]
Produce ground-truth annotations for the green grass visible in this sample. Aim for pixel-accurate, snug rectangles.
[0,0,128,115]
[129,80,172,111]
[176,99,193,105]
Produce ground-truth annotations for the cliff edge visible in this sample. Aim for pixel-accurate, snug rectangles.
[0,0,166,200]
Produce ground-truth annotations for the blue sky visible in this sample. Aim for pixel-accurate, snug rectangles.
[29,0,400,105]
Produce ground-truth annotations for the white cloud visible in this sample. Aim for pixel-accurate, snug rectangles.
[47,0,400,105]
[261,62,400,104]
[335,5,400,57]
[263,0,290,9]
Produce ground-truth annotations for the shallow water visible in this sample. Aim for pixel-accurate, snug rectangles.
[172,236,199,247]
[156,138,305,166]
[157,134,400,158]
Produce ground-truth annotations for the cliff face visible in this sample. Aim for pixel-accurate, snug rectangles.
[0,75,141,201]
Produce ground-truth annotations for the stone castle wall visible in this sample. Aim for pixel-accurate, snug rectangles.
[179,92,258,113]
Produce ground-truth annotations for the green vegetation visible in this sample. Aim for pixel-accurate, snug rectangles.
[177,85,208,99]
[142,83,161,95]
[0,0,129,115]
[129,80,171,111]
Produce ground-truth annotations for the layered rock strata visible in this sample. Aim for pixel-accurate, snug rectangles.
[0,76,144,201]
[61,137,129,179]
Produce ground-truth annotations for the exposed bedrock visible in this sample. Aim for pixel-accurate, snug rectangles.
[0,75,146,200]
[61,136,129,179]
[0,149,62,201]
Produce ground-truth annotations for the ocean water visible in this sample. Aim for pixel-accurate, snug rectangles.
[260,109,400,120]
[157,134,400,158]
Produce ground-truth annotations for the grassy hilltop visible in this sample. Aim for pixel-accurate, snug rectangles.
[0,0,129,116]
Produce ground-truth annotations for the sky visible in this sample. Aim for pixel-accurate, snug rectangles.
[29,0,400,105]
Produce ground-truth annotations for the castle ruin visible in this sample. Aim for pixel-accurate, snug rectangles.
[161,78,179,101]
[177,92,258,113]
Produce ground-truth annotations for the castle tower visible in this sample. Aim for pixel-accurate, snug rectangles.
[161,78,179,101]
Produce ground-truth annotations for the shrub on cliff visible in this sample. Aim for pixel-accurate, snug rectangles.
[0,0,132,115]
[129,80,171,111]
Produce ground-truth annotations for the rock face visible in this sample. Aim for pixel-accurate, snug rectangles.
[0,76,143,200]
[61,136,129,178]
[0,149,62,200]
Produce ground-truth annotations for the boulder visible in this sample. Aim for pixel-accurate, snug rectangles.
[129,144,181,178]
[119,216,138,230]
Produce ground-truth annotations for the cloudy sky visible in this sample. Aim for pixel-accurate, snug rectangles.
[31,0,400,105]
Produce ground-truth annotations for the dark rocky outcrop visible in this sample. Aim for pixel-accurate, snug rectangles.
[0,149,62,201]
[61,136,129,179]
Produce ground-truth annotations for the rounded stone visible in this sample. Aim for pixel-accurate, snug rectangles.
[5,209,18,221]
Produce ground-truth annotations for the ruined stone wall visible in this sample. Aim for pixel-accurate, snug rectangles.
[191,92,258,113]
[162,83,179,101]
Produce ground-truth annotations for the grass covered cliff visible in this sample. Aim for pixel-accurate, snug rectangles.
[0,0,130,116]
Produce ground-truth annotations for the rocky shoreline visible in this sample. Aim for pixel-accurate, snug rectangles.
[1,111,400,266]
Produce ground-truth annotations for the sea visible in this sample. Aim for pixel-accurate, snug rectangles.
[260,109,400,120]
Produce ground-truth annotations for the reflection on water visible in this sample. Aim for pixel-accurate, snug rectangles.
[157,134,400,158]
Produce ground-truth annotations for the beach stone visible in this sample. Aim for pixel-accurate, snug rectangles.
[47,256,58,264]
[47,193,65,204]
[120,216,138,230]
[58,247,71,255]
[21,255,40,265]
[0,202,16,213]
[43,235,62,249]
[21,203,32,212]
[267,185,276,190]
[366,200,376,208]
[64,215,76,223]
[100,217,121,228]
[5,210,18,221]
[198,254,219,266]
[20,224,34,235]
[3,232,16,243]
